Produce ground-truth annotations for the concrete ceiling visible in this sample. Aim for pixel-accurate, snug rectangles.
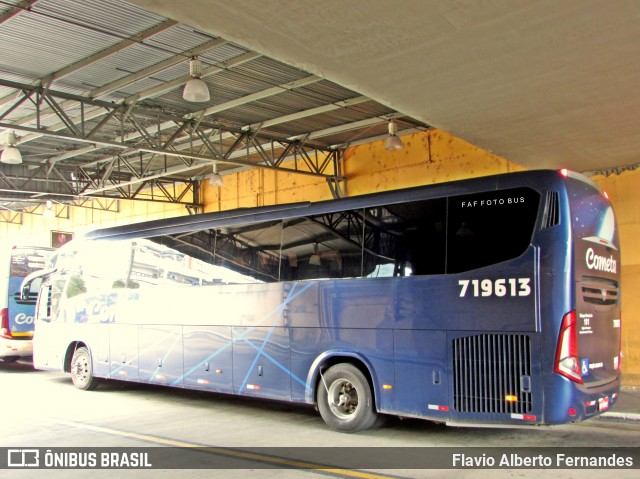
[132,0,640,173]
[2,0,638,219]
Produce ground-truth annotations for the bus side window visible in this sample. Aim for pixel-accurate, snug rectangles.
[36,284,52,322]
[363,198,447,278]
[446,187,540,273]
[46,251,76,322]
[48,274,68,322]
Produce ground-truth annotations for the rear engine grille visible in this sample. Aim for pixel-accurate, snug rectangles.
[581,276,619,306]
[453,334,532,414]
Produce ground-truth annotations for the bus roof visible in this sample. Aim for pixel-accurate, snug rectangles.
[85,169,571,241]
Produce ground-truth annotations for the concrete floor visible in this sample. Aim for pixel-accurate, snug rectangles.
[1,359,639,478]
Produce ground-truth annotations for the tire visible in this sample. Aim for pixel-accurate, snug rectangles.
[70,347,100,391]
[1,356,20,363]
[317,363,378,433]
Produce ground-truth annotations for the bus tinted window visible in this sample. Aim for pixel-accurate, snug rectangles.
[363,198,447,277]
[152,220,282,284]
[79,188,540,286]
[280,210,366,281]
[446,187,540,273]
[143,189,537,281]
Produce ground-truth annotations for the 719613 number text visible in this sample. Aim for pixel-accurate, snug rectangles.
[458,278,531,298]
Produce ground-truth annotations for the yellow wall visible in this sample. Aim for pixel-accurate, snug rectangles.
[0,197,186,248]
[344,129,523,195]
[202,167,334,213]
[1,128,637,385]
[592,169,640,385]
[203,129,523,211]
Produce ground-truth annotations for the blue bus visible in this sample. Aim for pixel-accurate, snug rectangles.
[25,169,621,431]
[0,246,52,362]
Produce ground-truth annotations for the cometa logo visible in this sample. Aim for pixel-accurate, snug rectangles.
[585,247,617,273]
[14,313,35,325]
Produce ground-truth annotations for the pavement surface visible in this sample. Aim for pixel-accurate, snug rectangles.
[600,386,640,421]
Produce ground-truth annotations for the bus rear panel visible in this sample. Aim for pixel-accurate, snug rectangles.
[550,173,621,421]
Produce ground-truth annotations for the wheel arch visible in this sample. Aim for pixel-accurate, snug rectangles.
[306,350,379,410]
[63,341,90,373]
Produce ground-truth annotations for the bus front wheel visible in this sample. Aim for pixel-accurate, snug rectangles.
[70,347,100,391]
[317,363,378,432]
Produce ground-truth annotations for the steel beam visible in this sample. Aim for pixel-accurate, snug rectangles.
[0,78,345,177]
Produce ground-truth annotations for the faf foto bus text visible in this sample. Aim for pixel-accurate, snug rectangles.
[459,196,526,208]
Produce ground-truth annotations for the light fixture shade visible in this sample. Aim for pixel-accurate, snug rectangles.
[208,163,223,187]
[309,244,321,265]
[309,254,322,266]
[385,120,404,151]
[183,57,210,102]
[183,78,210,102]
[43,201,55,220]
[1,146,22,164]
[385,135,404,151]
[1,131,22,164]
[209,173,223,187]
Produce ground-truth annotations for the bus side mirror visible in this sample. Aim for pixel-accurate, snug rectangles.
[20,268,56,301]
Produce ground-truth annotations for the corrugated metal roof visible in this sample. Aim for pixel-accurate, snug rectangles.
[0,0,426,211]
[41,0,166,35]
[63,45,173,92]
[1,14,115,77]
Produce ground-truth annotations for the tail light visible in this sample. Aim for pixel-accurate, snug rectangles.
[555,311,583,383]
[0,308,12,340]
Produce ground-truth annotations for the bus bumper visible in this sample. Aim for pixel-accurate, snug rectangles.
[0,338,33,359]
[574,382,621,419]
[543,375,621,424]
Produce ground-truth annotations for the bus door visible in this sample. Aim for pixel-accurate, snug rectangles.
[394,330,449,420]
[27,268,64,369]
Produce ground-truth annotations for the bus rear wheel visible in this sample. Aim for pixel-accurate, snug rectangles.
[70,347,100,391]
[317,363,378,432]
